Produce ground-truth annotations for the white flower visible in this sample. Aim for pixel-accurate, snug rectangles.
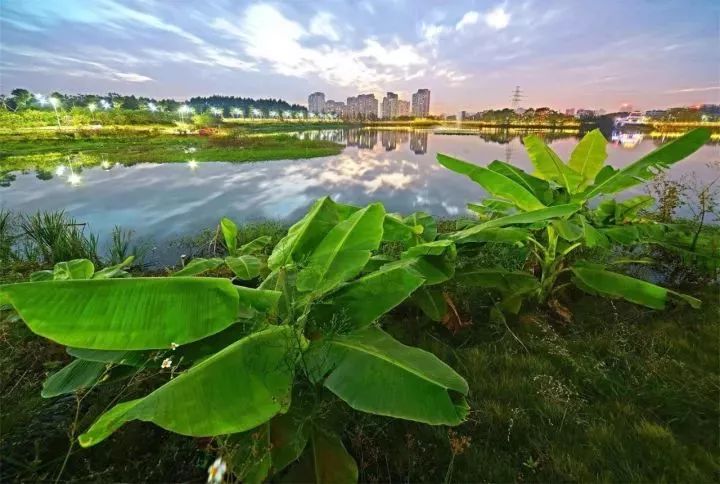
[207,457,227,483]
[170,342,179,350]
[161,358,172,369]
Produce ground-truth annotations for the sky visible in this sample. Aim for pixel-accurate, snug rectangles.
[1,0,719,113]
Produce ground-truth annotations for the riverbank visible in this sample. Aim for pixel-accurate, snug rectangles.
[0,131,343,175]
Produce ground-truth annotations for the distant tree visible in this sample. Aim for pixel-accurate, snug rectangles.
[11,88,32,110]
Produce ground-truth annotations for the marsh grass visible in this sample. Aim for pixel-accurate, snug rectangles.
[19,211,99,264]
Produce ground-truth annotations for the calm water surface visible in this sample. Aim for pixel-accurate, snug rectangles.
[2,128,718,260]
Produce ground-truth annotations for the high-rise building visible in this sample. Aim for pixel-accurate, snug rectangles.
[565,108,575,116]
[308,92,325,114]
[346,96,358,119]
[411,89,431,117]
[357,93,378,119]
[325,100,345,117]
[381,92,399,119]
[397,100,410,117]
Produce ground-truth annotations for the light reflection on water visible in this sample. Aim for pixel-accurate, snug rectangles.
[2,128,718,258]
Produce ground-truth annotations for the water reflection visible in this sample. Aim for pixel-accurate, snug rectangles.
[2,128,717,261]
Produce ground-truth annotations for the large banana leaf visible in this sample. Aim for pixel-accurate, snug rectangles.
[172,257,224,277]
[0,278,241,350]
[614,195,655,223]
[238,235,273,256]
[446,227,530,245]
[411,286,447,321]
[54,259,95,280]
[296,203,385,294]
[67,347,149,367]
[583,128,710,199]
[487,160,553,203]
[567,129,607,182]
[41,359,108,398]
[78,326,300,447]
[306,327,468,425]
[455,268,540,294]
[448,204,581,243]
[225,255,262,280]
[403,211,438,243]
[524,135,583,192]
[268,197,341,270]
[437,154,546,211]
[309,262,425,330]
[570,263,701,309]
[382,214,422,246]
[401,240,456,285]
[282,428,358,484]
[221,217,239,254]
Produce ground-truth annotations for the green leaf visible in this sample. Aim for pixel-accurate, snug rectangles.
[282,428,358,484]
[67,348,148,367]
[448,204,581,243]
[568,129,607,182]
[524,135,584,192]
[54,259,95,280]
[78,326,300,448]
[93,256,135,279]
[30,270,53,281]
[411,286,447,321]
[401,240,456,285]
[236,286,282,317]
[238,235,272,255]
[487,160,553,203]
[570,263,701,310]
[578,216,609,249]
[306,326,468,425]
[268,197,342,270]
[1,278,241,350]
[403,212,437,243]
[446,227,529,244]
[437,154,546,211]
[455,268,540,295]
[221,217,239,254]
[310,263,425,330]
[172,257,224,277]
[42,359,108,398]
[584,128,710,198]
[552,219,583,242]
[297,203,385,294]
[225,255,262,280]
[382,214,419,246]
[615,195,655,222]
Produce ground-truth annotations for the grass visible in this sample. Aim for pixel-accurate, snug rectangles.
[0,131,343,175]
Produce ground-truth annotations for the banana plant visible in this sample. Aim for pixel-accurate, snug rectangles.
[437,128,712,315]
[172,217,272,280]
[0,197,468,483]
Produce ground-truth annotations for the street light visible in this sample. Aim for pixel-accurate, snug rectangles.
[178,105,193,123]
[48,97,62,127]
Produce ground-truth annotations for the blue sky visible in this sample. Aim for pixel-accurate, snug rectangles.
[1,0,718,113]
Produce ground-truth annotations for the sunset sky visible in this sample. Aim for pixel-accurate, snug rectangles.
[2,0,718,113]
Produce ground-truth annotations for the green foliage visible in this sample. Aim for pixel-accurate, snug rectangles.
[437,128,711,315]
[1,198,468,483]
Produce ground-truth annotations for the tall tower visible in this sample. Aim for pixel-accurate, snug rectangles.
[510,86,524,111]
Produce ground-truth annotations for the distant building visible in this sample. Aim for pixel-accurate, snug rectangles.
[346,96,358,118]
[644,110,667,118]
[325,100,345,117]
[397,100,410,117]
[381,92,399,119]
[308,92,325,114]
[565,108,575,116]
[357,93,378,119]
[410,130,428,154]
[411,89,431,117]
[575,109,595,119]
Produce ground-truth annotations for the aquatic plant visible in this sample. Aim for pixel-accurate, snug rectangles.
[0,197,467,483]
[437,128,714,318]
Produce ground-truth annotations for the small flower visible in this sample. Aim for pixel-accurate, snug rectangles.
[207,457,227,483]
[161,358,172,369]
[170,342,179,350]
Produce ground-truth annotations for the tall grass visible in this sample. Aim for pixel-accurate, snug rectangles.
[108,225,148,266]
[0,209,16,264]
[19,211,99,264]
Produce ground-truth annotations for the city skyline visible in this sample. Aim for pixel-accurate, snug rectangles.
[1,0,718,112]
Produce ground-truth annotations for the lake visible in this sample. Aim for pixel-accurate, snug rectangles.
[2,128,718,262]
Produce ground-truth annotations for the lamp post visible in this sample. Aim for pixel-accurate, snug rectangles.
[49,97,62,128]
